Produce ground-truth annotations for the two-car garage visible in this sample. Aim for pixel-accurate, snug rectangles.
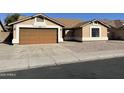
[9,14,64,45]
[19,28,58,44]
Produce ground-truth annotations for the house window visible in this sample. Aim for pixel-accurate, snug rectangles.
[36,17,44,22]
[91,28,100,37]
[93,21,98,25]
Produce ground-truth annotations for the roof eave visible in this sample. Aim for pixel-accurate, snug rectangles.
[8,13,65,27]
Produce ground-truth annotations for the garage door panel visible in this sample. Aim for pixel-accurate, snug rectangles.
[19,28,57,44]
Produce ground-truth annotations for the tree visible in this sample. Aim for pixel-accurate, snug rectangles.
[4,13,21,31]
[5,13,21,25]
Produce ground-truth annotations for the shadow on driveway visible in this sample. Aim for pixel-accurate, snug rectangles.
[1,57,124,79]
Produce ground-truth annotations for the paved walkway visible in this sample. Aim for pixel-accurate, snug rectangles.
[0,41,124,72]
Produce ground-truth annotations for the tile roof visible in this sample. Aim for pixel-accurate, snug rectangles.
[55,18,82,28]
[56,19,110,28]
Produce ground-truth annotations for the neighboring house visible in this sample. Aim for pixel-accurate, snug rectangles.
[0,20,10,43]
[8,13,65,44]
[101,20,124,40]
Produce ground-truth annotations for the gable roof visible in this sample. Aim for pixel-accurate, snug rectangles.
[8,13,65,27]
[73,19,111,28]
[0,21,6,31]
[55,18,82,28]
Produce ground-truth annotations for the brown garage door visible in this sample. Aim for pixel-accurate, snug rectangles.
[19,28,58,44]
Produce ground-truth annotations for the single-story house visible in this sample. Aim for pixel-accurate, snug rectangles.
[101,20,124,40]
[8,13,65,44]
[8,13,124,45]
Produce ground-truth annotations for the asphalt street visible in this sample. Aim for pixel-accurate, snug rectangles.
[1,57,124,79]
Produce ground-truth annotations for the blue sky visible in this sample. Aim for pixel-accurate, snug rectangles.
[1,13,124,23]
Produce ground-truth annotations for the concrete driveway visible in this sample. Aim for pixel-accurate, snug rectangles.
[1,40,124,72]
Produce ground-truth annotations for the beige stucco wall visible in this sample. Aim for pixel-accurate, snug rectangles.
[13,25,16,40]
[45,19,60,26]
[83,23,108,37]
[64,23,108,41]
[16,18,35,25]
[15,18,60,27]
[82,23,108,41]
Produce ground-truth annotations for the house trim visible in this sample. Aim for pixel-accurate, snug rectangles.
[82,37,108,41]
[90,26,102,38]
